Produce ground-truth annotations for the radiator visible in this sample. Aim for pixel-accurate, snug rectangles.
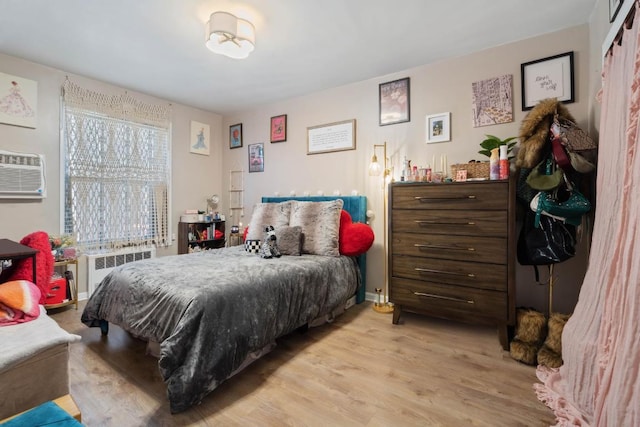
[85,247,156,297]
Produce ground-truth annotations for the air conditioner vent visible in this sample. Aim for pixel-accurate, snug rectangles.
[0,149,46,198]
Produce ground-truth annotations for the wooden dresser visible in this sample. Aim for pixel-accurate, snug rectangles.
[388,179,516,350]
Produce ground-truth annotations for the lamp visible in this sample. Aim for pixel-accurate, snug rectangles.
[206,12,255,59]
[369,142,394,314]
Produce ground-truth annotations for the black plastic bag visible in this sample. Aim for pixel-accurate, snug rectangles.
[517,209,576,266]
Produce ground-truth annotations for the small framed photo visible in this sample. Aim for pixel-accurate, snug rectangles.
[270,114,287,143]
[248,142,264,173]
[610,0,623,22]
[229,123,243,149]
[379,77,410,126]
[521,51,574,111]
[426,112,451,143]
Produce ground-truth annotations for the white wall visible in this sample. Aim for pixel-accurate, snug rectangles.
[222,25,592,314]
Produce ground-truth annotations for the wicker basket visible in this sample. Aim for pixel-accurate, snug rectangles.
[450,161,490,180]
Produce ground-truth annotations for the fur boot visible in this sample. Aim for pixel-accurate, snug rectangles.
[537,313,570,368]
[509,308,547,365]
[516,98,576,169]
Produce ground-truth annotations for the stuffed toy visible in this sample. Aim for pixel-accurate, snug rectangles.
[339,210,374,256]
[259,226,281,259]
[516,98,576,169]
[509,307,547,365]
[537,312,570,368]
[0,231,54,305]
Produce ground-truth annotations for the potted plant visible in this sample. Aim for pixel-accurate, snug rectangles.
[478,134,518,159]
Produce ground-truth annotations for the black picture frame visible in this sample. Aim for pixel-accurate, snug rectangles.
[610,0,623,23]
[379,77,410,126]
[229,123,243,149]
[248,142,264,173]
[521,51,574,111]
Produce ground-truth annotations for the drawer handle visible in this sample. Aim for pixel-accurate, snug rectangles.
[414,220,476,226]
[414,195,476,202]
[413,292,475,304]
[414,244,475,252]
[414,267,476,278]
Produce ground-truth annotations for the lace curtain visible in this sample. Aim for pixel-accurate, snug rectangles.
[534,4,640,425]
[62,80,171,252]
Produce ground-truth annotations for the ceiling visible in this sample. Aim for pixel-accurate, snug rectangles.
[0,0,597,116]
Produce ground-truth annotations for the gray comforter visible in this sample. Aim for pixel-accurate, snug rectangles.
[81,245,359,413]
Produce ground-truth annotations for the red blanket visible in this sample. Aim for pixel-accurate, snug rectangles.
[0,280,41,325]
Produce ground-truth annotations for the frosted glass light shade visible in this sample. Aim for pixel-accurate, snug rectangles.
[206,11,255,59]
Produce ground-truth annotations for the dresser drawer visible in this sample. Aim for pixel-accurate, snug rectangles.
[391,232,506,264]
[392,255,507,291]
[391,209,508,237]
[390,277,507,323]
[391,182,508,210]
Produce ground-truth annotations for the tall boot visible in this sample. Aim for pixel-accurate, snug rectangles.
[537,312,570,368]
[509,307,547,365]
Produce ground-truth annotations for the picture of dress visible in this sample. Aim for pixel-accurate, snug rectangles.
[190,121,210,156]
[0,72,37,128]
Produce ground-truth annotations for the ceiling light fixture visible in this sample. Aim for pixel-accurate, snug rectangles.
[205,11,255,59]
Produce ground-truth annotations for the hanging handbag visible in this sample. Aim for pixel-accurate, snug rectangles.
[551,131,596,174]
[530,189,591,227]
[526,155,563,191]
[530,174,591,226]
[517,209,577,266]
[551,113,597,152]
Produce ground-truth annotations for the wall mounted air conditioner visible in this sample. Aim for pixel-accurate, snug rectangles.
[0,149,46,198]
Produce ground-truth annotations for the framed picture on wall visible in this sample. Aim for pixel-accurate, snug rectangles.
[610,0,623,22]
[0,72,37,128]
[248,142,264,173]
[426,112,451,143]
[229,123,243,149]
[270,114,287,143]
[379,77,410,126]
[190,121,210,156]
[521,51,574,111]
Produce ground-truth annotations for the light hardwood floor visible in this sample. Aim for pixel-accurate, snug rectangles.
[49,301,556,426]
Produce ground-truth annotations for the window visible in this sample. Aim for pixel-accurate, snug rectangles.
[61,81,171,251]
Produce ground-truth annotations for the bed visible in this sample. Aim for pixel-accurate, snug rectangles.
[81,196,368,413]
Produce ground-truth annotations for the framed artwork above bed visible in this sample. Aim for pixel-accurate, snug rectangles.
[248,143,264,172]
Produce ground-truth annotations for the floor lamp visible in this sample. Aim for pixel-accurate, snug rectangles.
[369,142,394,314]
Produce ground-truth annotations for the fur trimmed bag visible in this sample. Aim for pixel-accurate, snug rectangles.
[517,98,576,169]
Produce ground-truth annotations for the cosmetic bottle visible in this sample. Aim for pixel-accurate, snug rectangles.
[499,145,509,179]
[490,148,500,180]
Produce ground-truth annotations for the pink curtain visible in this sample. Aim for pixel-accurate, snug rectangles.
[534,5,640,426]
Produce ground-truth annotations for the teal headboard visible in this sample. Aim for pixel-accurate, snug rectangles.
[261,195,367,304]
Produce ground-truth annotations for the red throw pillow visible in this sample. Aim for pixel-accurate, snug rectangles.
[339,210,374,256]
[5,231,54,305]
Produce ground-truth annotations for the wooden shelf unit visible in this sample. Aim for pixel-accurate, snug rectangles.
[44,258,79,311]
[178,220,226,254]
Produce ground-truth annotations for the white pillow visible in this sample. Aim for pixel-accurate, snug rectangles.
[289,200,343,256]
[246,202,292,241]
